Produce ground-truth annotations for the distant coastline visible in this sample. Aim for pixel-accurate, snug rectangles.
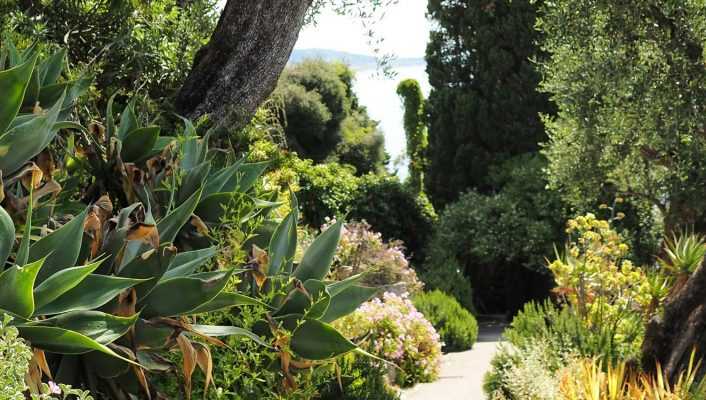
[290,48,425,70]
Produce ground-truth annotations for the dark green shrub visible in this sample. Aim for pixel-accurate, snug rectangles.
[413,290,478,352]
[294,160,360,228]
[349,174,436,265]
[274,59,386,172]
[421,154,564,313]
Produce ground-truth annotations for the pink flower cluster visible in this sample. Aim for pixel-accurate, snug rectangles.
[335,292,442,383]
[322,219,423,293]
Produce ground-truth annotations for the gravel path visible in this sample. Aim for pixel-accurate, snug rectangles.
[401,319,505,400]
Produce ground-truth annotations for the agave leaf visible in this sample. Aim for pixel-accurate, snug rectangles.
[28,311,138,345]
[224,161,269,193]
[162,246,217,281]
[118,245,176,301]
[275,280,329,319]
[35,275,146,316]
[37,75,91,114]
[116,99,138,141]
[268,210,297,276]
[31,207,88,284]
[202,159,244,198]
[0,54,36,135]
[0,258,44,318]
[290,320,356,360]
[38,48,66,85]
[16,325,140,366]
[0,205,15,267]
[83,349,133,379]
[140,270,233,318]
[326,273,365,297]
[188,292,273,314]
[33,259,103,310]
[321,285,376,323]
[177,162,211,205]
[0,90,64,175]
[190,325,270,347]
[157,188,202,243]
[120,126,160,163]
[194,192,233,224]
[294,220,343,282]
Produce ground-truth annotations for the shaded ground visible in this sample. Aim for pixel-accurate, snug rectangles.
[401,317,505,400]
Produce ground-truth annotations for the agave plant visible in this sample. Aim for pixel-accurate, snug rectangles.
[240,195,379,388]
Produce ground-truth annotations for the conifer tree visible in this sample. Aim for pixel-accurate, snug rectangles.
[425,0,553,207]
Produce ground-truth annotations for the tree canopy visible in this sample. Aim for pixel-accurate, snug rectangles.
[425,0,553,207]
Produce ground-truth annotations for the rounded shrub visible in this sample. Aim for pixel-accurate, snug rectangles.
[413,290,479,352]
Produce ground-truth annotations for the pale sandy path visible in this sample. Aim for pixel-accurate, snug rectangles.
[401,319,505,400]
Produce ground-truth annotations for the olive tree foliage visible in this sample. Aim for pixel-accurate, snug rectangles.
[539,0,706,234]
[397,79,428,195]
[539,0,706,380]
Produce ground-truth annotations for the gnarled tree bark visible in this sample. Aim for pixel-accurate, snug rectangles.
[175,0,313,127]
[642,259,706,380]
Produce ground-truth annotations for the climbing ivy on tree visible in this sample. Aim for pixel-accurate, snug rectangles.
[397,78,428,194]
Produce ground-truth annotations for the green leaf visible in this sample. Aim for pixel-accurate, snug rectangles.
[118,245,176,301]
[0,205,15,267]
[106,93,117,141]
[268,210,297,276]
[140,270,233,318]
[31,208,88,284]
[157,188,202,243]
[294,220,343,282]
[33,260,102,310]
[28,311,138,345]
[190,325,271,348]
[202,159,244,198]
[224,161,269,193]
[326,273,365,297]
[321,285,376,323]
[0,258,44,318]
[194,192,232,224]
[275,280,329,319]
[16,325,139,366]
[38,48,66,85]
[0,55,36,135]
[177,161,210,205]
[35,275,145,316]
[116,100,138,141]
[188,292,273,314]
[120,126,160,162]
[0,90,64,175]
[290,320,356,360]
[162,246,216,280]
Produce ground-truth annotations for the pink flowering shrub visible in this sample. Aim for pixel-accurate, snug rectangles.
[334,292,442,386]
[321,219,423,294]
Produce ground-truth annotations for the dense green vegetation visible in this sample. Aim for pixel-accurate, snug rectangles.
[5,0,706,398]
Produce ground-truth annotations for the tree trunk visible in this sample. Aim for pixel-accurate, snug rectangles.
[175,0,312,127]
[642,259,706,380]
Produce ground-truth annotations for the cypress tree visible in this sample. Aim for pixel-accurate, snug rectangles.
[396,78,428,195]
[425,0,553,207]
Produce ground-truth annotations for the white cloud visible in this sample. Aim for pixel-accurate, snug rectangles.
[296,0,431,58]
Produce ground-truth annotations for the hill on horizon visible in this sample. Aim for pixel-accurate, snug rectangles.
[290,48,425,69]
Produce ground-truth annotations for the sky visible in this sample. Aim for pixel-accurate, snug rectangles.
[296,0,432,58]
[295,0,433,178]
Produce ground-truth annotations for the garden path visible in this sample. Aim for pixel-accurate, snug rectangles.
[401,318,505,400]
